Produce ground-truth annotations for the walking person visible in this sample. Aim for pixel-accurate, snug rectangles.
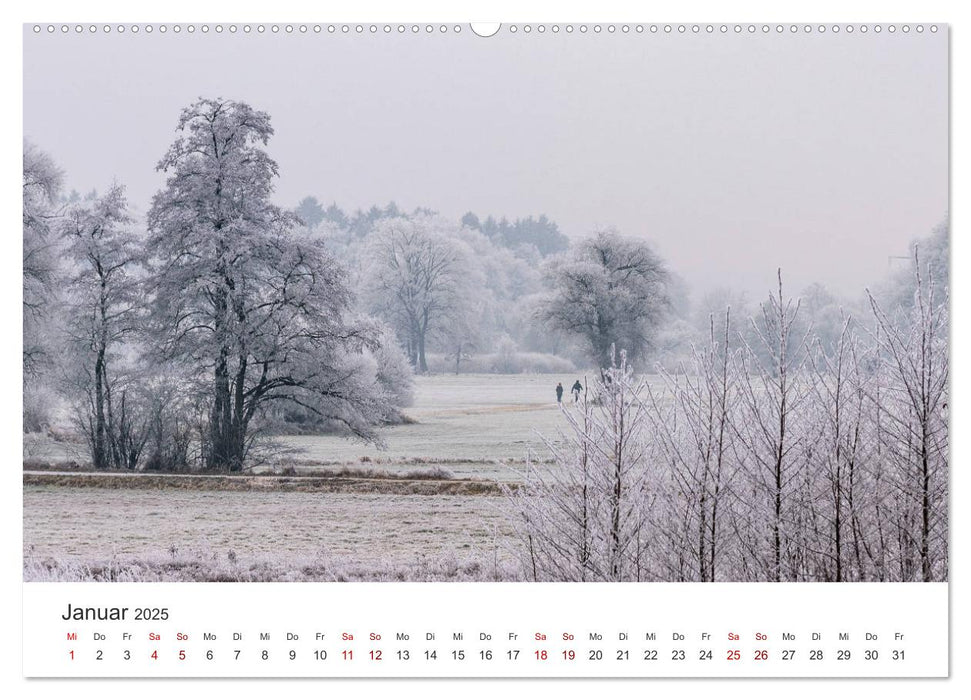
[555,382,564,405]
[571,379,583,403]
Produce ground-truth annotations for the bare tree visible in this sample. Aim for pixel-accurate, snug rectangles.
[146,98,407,471]
[60,185,142,470]
[366,216,472,373]
[648,309,737,581]
[504,351,654,581]
[805,315,870,580]
[23,142,63,377]
[732,272,812,582]
[538,230,669,371]
[867,249,948,581]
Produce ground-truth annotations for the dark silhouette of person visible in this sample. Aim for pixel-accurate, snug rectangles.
[555,382,564,404]
[571,379,583,403]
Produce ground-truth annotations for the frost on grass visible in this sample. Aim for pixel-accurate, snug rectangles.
[24,548,518,583]
[24,487,516,582]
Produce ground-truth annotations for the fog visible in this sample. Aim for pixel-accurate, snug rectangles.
[23,25,947,296]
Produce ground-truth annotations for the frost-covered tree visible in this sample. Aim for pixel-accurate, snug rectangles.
[295,196,325,230]
[648,309,737,581]
[146,98,406,471]
[60,185,143,469]
[867,250,948,582]
[370,324,415,413]
[365,216,473,373]
[448,225,540,371]
[504,351,654,581]
[877,220,949,318]
[538,230,669,371]
[23,142,63,376]
[505,250,947,583]
[804,316,870,581]
[732,272,812,582]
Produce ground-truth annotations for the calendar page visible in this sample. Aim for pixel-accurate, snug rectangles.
[21,18,949,681]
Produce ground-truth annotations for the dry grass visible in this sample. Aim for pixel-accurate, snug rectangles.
[276,464,456,480]
[23,470,507,496]
[24,486,519,582]
[23,549,520,582]
[22,374,578,582]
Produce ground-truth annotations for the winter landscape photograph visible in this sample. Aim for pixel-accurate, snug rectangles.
[22,25,948,583]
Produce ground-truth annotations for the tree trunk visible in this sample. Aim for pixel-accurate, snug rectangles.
[418,314,428,373]
[93,346,107,470]
[610,382,624,579]
[229,355,248,472]
[209,348,232,470]
[921,426,932,581]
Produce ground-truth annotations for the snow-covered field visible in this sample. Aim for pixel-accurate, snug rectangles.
[277,372,593,478]
[23,485,516,581]
[23,373,598,581]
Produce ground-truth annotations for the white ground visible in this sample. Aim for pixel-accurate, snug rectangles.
[277,373,595,479]
[23,373,603,580]
[23,486,512,570]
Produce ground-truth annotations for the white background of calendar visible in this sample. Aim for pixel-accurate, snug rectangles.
[3,0,966,697]
[23,582,949,677]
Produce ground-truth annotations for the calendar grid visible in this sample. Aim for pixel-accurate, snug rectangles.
[24,582,949,678]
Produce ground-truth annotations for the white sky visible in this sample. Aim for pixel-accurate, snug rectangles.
[23,26,948,297]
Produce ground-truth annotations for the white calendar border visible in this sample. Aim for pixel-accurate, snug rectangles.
[4,0,964,696]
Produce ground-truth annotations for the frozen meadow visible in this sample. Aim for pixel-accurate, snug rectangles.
[277,373,595,477]
[22,99,946,583]
[24,373,592,581]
